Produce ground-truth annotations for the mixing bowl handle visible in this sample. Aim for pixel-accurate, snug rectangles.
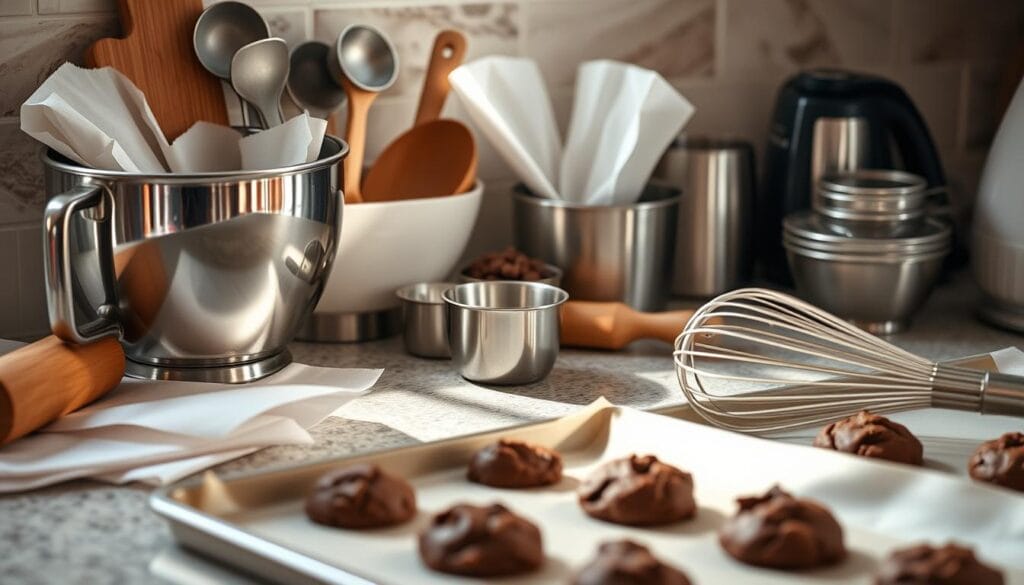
[43,185,123,344]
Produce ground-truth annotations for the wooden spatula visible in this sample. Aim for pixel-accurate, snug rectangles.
[85,0,228,141]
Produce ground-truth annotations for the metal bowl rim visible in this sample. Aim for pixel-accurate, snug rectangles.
[41,135,349,184]
[442,281,569,312]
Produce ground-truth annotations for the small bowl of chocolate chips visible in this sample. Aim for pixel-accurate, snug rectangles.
[460,247,562,286]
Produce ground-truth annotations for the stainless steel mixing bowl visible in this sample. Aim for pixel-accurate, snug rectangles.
[41,137,347,383]
[784,244,948,334]
[443,281,568,385]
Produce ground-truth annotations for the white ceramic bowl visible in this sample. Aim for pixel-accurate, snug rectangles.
[314,181,484,314]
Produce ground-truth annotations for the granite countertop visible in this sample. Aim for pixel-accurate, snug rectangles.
[1,273,1021,584]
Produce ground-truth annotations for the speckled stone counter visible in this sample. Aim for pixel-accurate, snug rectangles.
[1,274,1021,584]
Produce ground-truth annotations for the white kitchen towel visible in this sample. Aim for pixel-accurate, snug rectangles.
[21,63,326,173]
[0,350,383,493]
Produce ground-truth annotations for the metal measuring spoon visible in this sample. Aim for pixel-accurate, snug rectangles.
[327,24,399,203]
[231,38,289,128]
[287,41,346,123]
[193,1,270,127]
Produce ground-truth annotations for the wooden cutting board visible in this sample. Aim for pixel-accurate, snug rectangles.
[85,0,228,141]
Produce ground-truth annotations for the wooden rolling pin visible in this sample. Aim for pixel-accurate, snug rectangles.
[0,336,125,446]
[560,301,695,350]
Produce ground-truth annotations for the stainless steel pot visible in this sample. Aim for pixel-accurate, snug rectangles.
[41,137,347,383]
[512,184,679,311]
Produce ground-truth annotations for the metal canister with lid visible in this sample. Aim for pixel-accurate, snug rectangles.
[784,169,951,334]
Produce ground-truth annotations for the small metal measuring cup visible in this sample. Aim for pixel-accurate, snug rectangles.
[396,282,454,359]
[443,281,568,385]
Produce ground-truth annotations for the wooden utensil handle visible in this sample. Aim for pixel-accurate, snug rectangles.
[632,309,695,345]
[414,30,467,126]
[343,87,376,204]
[0,336,125,446]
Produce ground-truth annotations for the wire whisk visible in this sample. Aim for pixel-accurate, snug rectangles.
[673,288,1024,434]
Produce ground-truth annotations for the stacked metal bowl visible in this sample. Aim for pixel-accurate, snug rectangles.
[784,170,951,334]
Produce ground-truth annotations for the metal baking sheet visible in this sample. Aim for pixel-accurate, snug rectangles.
[152,401,1024,585]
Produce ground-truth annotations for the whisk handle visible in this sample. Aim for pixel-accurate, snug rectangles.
[982,372,1024,417]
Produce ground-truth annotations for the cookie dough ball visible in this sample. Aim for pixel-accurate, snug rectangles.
[418,503,543,577]
[468,439,563,488]
[719,485,845,570]
[814,410,923,465]
[875,543,1004,585]
[305,464,416,529]
[968,432,1024,492]
[578,454,696,526]
[573,540,692,585]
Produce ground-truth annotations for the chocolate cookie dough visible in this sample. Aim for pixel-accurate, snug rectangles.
[305,464,416,529]
[578,454,696,526]
[719,485,845,570]
[468,439,563,488]
[574,540,692,585]
[875,543,1004,585]
[968,432,1024,492]
[814,410,923,465]
[464,247,556,282]
[418,503,543,577]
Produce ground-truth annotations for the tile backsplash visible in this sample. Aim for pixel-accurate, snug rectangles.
[0,0,1020,339]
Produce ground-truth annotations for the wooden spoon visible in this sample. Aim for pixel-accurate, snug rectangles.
[560,301,695,350]
[361,30,476,202]
[86,0,228,141]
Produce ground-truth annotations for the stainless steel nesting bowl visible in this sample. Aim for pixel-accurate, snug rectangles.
[785,169,950,334]
[513,184,679,311]
[785,244,948,334]
[443,281,568,385]
[814,170,928,224]
[396,282,453,359]
[41,137,347,383]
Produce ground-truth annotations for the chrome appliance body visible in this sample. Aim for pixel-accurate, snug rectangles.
[444,282,567,385]
[513,184,679,311]
[396,282,454,359]
[655,138,754,297]
[810,116,869,201]
[41,137,347,383]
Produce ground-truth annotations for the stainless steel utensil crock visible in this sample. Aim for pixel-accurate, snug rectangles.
[396,282,454,359]
[41,137,347,383]
[443,281,568,385]
[655,137,754,297]
[513,184,679,311]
